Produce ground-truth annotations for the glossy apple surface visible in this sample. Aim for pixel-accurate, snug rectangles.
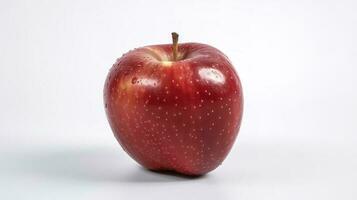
[104,43,243,175]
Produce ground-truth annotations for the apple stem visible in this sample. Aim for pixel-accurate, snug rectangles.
[171,32,179,61]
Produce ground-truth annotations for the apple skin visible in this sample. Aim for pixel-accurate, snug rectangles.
[104,43,243,176]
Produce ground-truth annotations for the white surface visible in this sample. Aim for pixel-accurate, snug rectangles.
[1,0,357,199]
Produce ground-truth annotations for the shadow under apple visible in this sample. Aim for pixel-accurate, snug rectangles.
[8,147,204,183]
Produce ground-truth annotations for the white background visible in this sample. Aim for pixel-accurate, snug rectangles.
[1,0,357,199]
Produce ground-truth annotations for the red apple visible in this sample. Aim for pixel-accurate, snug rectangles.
[104,33,243,176]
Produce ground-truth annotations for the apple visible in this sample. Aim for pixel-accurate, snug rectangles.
[104,33,243,176]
